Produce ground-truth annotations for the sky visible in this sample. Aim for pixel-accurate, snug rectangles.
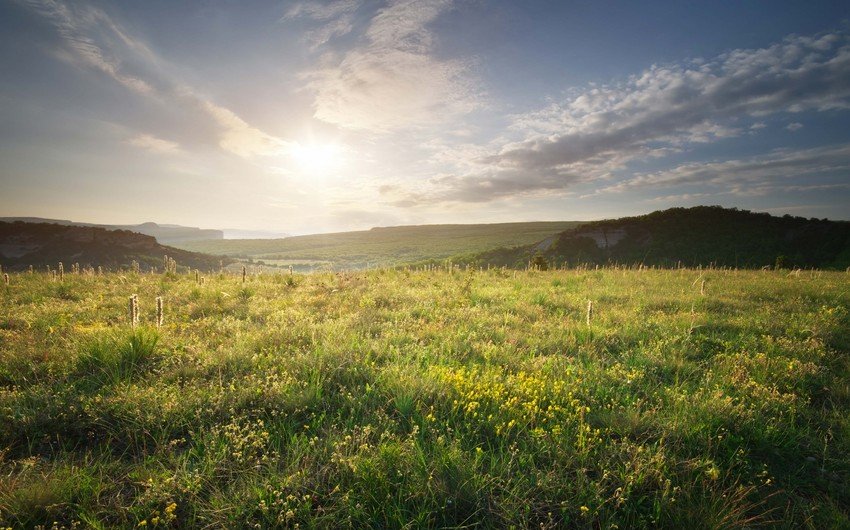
[1,0,849,235]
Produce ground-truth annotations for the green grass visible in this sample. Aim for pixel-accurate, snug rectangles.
[171,222,580,271]
[0,268,848,528]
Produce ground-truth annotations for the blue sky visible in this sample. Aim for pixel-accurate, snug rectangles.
[1,0,849,234]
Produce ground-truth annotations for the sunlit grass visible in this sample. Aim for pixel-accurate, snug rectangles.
[0,267,847,528]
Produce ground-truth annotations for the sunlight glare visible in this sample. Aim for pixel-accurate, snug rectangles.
[289,142,343,174]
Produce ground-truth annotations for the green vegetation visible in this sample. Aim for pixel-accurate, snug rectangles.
[473,207,850,270]
[172,222,580,271]
[1,266,848,528]
[0,218,224,245]
[0,222,229,272]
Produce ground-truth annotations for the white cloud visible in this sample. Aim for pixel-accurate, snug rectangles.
[197,99,291,158]
[301,0,481,132]
[785,122,804,131]
[127,133,180,154]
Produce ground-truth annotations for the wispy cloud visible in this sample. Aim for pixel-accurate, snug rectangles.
[298,0,481,132]
[19,0,154,93]
[127,133,180,154]
[20,0,291,160]
[598,143,850,196]
[282,0,362,49]
[197,99,291,158]
[414,31,850,204]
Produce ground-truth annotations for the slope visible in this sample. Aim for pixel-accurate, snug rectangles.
[0,221,229,272]
[173,221,581,270]
[472,206,850,270]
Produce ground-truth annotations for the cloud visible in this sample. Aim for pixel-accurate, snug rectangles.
[785,122,804,131]
[127,133,180,153]
[197,99,291,158]
[413,31,850,204]
[492,32,849,170]
[284,0,360,21]
[598,143,850,195]
[18,0,154,93]
[282,0,362,49]
[380,167,583,206]
[301,0,481,131]
[20,0,290,160]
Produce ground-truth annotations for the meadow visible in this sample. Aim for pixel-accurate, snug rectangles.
[0,267,848,528]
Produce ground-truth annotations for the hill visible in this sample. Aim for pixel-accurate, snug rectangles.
[0,221,228,272]
[473,206,850,269]
[173,221,581,271]
[0,217,224,244]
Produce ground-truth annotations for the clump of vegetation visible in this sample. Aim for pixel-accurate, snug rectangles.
[531,253,549,270]
[0,267,847,528]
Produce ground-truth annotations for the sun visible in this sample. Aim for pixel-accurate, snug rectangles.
[289,142,343,174]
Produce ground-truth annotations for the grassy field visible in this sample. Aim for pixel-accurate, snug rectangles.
[0,268,848,528]
[172,222,580,271]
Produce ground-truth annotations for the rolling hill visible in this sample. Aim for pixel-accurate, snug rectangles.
[0,217,224,244]
[0,221,229,272]
[172,221,581,271]
[472,206,850,270]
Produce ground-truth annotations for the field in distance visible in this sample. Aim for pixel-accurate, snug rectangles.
[0,267,847,528]
[172,221,580,271]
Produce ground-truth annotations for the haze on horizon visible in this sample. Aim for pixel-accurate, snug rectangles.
[1,1,849,235]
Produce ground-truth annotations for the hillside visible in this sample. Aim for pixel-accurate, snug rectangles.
[0,221,228,271]
[0,217,224,244]
[173,221,581,271]
[473,206,850,269]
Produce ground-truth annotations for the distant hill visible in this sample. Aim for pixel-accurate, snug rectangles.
[0,217,223,244]
[0,221,229,272]
[173,221,581,271]
[222,228,290,239]
[473,206,850,270]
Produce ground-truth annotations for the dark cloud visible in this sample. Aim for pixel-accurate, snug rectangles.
[600,143,850,195]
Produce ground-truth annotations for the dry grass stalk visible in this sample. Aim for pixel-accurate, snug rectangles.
[129,294,139,327]
[156,297,163,328]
